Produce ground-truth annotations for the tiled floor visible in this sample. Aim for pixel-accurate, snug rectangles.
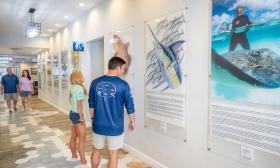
[0,96,150,168]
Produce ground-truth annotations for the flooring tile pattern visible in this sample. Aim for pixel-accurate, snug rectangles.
[0,96,150,168]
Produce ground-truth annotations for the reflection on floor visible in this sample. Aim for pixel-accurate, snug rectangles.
[0,96,150,168]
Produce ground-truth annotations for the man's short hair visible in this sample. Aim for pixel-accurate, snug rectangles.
[108,57,126,70]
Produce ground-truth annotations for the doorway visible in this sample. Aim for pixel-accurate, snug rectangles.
[87,37,105,80]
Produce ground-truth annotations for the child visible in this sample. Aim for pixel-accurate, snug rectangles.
[69,71,88,167]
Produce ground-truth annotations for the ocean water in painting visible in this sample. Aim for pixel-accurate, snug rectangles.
[211,1,280,106]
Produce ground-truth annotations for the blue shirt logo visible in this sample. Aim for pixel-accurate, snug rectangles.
[96,82,116,98]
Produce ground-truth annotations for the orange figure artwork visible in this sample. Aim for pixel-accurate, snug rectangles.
[112,34,131,78]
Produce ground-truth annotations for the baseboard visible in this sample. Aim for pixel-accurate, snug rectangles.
[38,96,91,127]
[123,143,168,168]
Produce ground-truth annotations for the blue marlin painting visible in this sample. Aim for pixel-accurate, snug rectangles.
[146,25,185,91]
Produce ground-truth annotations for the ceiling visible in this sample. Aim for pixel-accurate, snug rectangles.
[0,0,104,56]
[0,46,46,56]
[0,54,37,65]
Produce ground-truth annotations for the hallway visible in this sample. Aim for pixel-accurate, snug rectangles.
[0,96,150,168]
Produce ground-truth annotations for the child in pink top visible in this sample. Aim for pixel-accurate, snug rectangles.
[19,70,33,111]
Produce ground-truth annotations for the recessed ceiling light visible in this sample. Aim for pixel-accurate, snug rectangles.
[64,16,69,19]
[55,24,60,27]
[48,29,53,32]
[79,3,85,7]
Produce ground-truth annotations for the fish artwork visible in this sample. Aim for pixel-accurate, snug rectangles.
[145,13,186,92]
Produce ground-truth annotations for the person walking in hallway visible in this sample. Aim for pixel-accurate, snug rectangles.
[68,71,88,168]
[1,67,19,113]
[19,70,33,111]
[88,57,136,168]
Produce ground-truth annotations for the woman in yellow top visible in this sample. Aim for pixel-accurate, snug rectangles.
[68,71,88,167]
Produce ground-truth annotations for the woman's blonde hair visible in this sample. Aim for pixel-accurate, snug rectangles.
[70,71,87,95]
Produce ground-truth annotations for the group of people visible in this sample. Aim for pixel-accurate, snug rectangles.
[1,67,33,112]
[68,57,135,168]
[0,57,135,168]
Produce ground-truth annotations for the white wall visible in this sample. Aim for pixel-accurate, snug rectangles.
[19,63,38,81]
[38,0,273,168]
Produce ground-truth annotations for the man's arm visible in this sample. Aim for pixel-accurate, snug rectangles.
[89,108,94,120]
[0,84,3,95]
[231,18,236,30]
[124,83,135,131]
[128,113,135,131]
[16,77,19,92]
[88,81,95,120]
[1,77,4,94]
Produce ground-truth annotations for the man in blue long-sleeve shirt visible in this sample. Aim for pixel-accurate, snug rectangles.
[88,57,135,168]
